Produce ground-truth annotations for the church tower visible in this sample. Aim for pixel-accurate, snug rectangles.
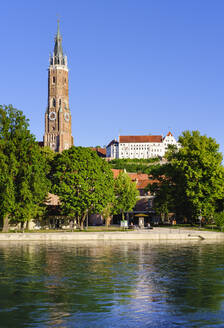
[44,22,73,152]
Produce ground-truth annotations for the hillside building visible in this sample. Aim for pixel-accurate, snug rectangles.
[106,132,180,159]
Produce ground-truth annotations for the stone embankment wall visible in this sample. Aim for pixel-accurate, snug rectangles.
[0,228,223,241]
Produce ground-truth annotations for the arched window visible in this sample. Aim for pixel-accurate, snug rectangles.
[52,98,56,107]
[59,99,61,106]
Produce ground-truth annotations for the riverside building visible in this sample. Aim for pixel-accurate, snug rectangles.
[106,132,180,159]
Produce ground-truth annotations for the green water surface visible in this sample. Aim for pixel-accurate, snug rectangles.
[0,241,224,328]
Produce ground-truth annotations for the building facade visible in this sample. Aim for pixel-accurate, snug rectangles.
[106,132,180,159]
[106,139,119,158]
[43,22,73,152]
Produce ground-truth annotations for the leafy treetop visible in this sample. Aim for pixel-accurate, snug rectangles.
[0,105,50,231]
[113,171,139,220]
[148,130,224,221]
[52,146,115,229]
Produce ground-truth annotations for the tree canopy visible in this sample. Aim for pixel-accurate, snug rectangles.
[113,171,139,220]
[0,105,50,231]
[148,131,224,222]
[51,146,115,229]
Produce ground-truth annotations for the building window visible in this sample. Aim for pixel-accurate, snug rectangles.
[52,98,56,107]
[53,77,56,84]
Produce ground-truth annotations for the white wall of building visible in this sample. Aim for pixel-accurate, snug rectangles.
[118,142,164,159]
[106,133,180,159]
[106,140,119,159]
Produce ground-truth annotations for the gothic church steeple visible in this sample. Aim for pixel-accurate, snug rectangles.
[43,22,73,152]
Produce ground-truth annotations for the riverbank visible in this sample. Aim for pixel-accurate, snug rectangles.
[0,228,223,241]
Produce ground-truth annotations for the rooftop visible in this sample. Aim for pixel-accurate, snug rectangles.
[119,135,163,143]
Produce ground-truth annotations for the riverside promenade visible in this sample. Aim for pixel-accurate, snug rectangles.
[0,228,224,241]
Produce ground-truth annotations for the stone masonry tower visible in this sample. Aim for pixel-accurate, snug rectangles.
[44,21,73,152]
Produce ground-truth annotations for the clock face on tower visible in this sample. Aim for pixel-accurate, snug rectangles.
[64,112,70,122]
[50,142,57,150]
[49,111,56,121]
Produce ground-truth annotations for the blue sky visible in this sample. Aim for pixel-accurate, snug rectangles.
[1,0,224,153]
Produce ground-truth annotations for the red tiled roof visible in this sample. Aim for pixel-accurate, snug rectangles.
[111,169,122,178]
[128,173,148,180]
[111,169,158,190]
[136,180,150,189]
[90,147,106,157]
[166,131,173,136]
[119,135,163,143]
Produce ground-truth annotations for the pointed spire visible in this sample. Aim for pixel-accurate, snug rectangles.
[54,20,63,57]
[57,19,60,38]
[49,21,68,67]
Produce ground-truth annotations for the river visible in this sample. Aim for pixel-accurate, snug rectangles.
[0,240,224,327]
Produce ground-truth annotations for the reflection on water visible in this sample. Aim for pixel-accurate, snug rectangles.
[0,241,224,327]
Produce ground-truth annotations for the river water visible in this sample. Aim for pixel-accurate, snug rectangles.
[0,240,224,328]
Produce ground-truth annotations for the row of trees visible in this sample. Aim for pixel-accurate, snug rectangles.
[2,105,224,231]
[147,130,224,227]
[0,105,139,231]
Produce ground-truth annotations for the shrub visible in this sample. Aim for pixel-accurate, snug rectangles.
[214,212,224,231]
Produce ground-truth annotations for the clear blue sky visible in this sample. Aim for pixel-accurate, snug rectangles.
[1,0,224,153]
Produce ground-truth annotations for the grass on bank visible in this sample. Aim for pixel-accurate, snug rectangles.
[2,225,126,233]
[157,224,221,232]
[1,224,222,233]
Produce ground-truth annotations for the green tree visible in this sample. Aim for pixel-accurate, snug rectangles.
[213,212,224,231]
[146,163,177,221]
[101,203,114,228]
[0,105,50,231]
[171,131,224,220]
[51,146,115,230]
[148,131,224,222]
[40,146,56,182]
[40,146,55,163]
[113,171,139,220]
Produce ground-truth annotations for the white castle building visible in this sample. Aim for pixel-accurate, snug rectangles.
[106,132,180,159]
